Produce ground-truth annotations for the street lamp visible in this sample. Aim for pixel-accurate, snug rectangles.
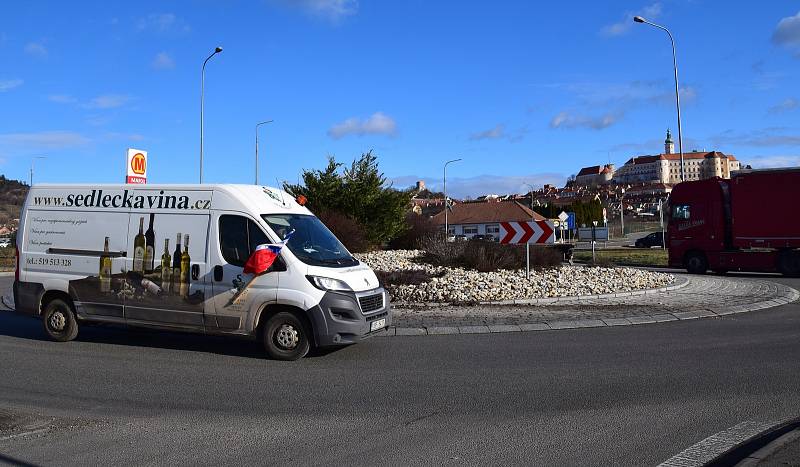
[522,182,536,214]
[633,16,684,183]
[620,188,626,238]
[29,155,46,186]
[255,120,274,185]
[443,158,462,240]
[200,46,223,183]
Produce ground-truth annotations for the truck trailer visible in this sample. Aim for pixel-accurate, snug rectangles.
[667,167,800,276]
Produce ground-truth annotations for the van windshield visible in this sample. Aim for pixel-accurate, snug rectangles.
[262,214,358,267]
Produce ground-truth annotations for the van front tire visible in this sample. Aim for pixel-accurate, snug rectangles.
[42,298,79,342]
[262,312,310,361]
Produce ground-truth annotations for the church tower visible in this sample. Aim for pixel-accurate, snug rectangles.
[664,128,674,155]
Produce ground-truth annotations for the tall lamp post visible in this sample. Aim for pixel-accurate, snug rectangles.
[255,119,274,185]
[200,46,223,183]
[30,155,46,186]
[443,158,462,240]
[634,16,684,183]
[620,188,626,238]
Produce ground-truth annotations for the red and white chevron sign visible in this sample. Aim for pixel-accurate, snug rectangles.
[499,220,555,244]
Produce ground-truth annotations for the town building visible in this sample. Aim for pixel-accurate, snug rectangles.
[613,129,740,185]
[574,164,615,187]
[431,199,545,239]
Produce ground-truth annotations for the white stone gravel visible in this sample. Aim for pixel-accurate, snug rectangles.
[356,250,674,304]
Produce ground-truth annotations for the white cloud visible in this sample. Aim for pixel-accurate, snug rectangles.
[48,94,77,104]
[0,79,23,92]
[710,128,800,148]
[550,110,623,130]
[601,3,662,37]
[328,112,397,139]
[768,98,799,114]
[137,13,190,33]
[747,155,800,168]
[274,0,358,22]
[24,41,47,57]
[85,94,132,109]
[152,52,175,70]
[469,124,506,141]
[0,131,91,149]
[773,11,800,48]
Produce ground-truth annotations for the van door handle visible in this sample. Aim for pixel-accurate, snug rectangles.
[191,264,200,281]
[213,265,223,282]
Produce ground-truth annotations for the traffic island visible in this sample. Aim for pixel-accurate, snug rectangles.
[378,276,798,337]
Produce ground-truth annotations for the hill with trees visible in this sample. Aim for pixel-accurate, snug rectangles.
[0,175,28,229]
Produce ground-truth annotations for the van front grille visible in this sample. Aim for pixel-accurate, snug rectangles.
[358,293,384,313]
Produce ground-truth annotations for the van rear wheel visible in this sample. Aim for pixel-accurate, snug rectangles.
[778,251,800,277]
[261,312,310,361]
[42,298,79,342]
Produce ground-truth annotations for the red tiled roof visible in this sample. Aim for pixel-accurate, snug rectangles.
[431,200,545,225]
[577,165,602,176]
[625,151,737,165]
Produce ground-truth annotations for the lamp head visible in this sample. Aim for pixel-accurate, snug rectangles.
[633,16,645,23]
[215,46,223,53]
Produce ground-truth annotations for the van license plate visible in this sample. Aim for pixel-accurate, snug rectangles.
[370,318,386,331]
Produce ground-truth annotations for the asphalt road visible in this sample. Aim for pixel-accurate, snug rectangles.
[1,274,799,466]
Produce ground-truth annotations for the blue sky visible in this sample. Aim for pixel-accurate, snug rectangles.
[1,0,799,198]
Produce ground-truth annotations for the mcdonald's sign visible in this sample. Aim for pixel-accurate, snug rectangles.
[125,148,148,184]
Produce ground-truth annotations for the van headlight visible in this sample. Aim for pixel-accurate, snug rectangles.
[307,275,353,292]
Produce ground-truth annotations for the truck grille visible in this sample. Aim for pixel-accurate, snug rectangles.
[358,293,384,313]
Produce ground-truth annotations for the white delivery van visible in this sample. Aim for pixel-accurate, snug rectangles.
[13,184,391,360]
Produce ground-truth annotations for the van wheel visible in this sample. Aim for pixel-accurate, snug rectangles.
[685,252,708,275]
[42,299,79,342]
[262,312,310,361]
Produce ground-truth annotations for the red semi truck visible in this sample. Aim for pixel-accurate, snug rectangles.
[667,167,800,276]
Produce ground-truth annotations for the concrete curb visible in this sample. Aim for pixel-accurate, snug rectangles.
[379,278,799,338]
[658,417,800,467]
[394,274,691,308]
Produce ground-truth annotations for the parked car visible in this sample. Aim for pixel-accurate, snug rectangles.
[454,234,468,242]
[0,239,10,248]
[635,231,664,248]
[471,234,495,242]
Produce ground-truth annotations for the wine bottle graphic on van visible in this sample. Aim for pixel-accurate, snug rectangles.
[144,213,155,273]
[133,217,145,273]
[99,236,112,293]
[180,233,190,298]
[161,238,171,293]
[172,233,182,293]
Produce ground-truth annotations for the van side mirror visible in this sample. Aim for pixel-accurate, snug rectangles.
[214,265,223,282]
[191,264,200,281]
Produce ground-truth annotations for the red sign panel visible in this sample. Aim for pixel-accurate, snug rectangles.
[499,220,555,244]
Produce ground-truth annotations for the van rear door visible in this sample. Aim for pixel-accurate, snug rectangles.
[122,208,210,331]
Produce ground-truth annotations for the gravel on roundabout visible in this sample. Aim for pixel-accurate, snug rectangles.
[356,250,675,305]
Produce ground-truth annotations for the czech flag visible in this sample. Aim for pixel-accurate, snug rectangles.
[242,230,293,275]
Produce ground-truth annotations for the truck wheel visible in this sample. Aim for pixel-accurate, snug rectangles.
[685,252,708,275]
[42,298,79,342]
[261,312,310,361]
[778,251,800,277]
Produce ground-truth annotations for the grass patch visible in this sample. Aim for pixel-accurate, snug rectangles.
[572,247,667,267]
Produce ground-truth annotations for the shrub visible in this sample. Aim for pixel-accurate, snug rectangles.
[419,235,467,267]
[420,237,564,272]
[461,241,521,272]
[316,210,371,253]
[388,213,439,250]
